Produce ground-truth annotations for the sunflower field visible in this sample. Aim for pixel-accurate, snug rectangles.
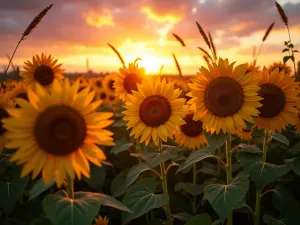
[0,2,300,225]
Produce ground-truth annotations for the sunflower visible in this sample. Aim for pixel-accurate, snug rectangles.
[174,112,207,150]
[103,73,116,96]
[20,53,64,87]
[7,81,29,108]
[94,216,109,225]
[107,95,119,105]
[235,128,253,140]
[114,62,145,102]
[0,92,15,152]
[245,62,260,75]
[122,77,188,145]
[268,61,292,76]
[92,77,103,91]
[187,58,262,134]
[6,80,18,91]
[3,79,115,187]
[255,68,299,132]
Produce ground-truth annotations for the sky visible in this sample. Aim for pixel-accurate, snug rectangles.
[0,0,300,75]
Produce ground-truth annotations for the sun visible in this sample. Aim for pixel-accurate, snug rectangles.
[129,55,164,74]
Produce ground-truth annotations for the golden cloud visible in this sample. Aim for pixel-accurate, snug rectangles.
[83,9,115,28]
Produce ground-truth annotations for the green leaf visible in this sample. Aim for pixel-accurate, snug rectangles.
[204,132,228,150]
[29,178,55,201]
[184,213,212,225]
[291,157,300,177]
[126,163,151,187]
[93,193,131,212]
[122,178,169,224]
[283,56,292,64]
[30,217,53,225]
[83,163,107,191]
[111,169,128,197]
[176,147,217,173]
[282,48,289,53]
[238,144,262,154]
[112,120,126,127]
[198,167,217,176]
[236,150,291,189]
[272,185,294,213]
[204,172,250,222]
[131,147,178,168]
[43,191,101,225]
[172,212,193,222]
[293,50,299,53]
[174,182,204,196]
[147,219,164,225]
[271,133,289,146]
[111,142,134,155]
[0,166,29,213]
[287,43,294,48]
[262,215,286,225]
[211,220,222,225]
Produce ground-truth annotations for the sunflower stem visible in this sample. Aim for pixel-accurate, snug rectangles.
[254,130,269,225]
[192,163,197,214]
[225,133,233,225]
[158,140,173,225]
[66,174,74,199]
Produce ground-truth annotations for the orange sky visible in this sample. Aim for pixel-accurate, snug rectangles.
[0,0,299,75]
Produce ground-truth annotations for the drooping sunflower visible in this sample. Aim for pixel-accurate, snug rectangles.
[103,73,117,96]
[187,58,262,134]
[268,61,292,76]
[7,81,29,108]
[20,53,64,87]
[0,92,15,152]
[122,77,189,145]
[255,67,300,132]
[3,79,115,187]
[94,216,109,225]
[174,112,207,150]
[114,62,145,102]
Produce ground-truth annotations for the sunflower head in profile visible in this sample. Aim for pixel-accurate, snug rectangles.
[103,73,117,96]
[94,215,109,225]
[174,111,207,150]
[0,93,15,152]
[256,67,300,132]
[3,79,115,187]
[20,53,64,87]
[7,81,29,108]
[114,61,146,102]
[188,58,262,134]
[122,77,189,145]
[268,61,292,76]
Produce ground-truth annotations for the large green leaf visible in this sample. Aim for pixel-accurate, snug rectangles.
[238,144,262,154]
[83,163,107,191]
[30,217,53,225]
[126,163,151,187]
[29,178,55,201]
[291,157,300,177]
[172,213,193,222]
[43,191,101,225]
[122,178,169,224]
[111,142,134,155]
[93,193,132,212]
[204,132,228,150]
[204,172,250,222]
[0,166,29,213]
[271,132,289,146]
[262,215,286,225]
[176,147,217,173]
[184,213,212,225]
[174,182,204,196]
[111,169,128,197]
[131,147,179,168]
[236,150,291,189]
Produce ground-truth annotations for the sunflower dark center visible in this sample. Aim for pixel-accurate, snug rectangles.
[139,95,171,127]
[34,105,86,156]
[181,114,203,137]
[0,108,9,135]
[123,73,142,94]
[100,92,107,100]
[204,77,244,117]
[109,96,115,101]
[257,83,285,117]
[96,80,102,88]
[108,80,115,91]
[34,65,54,86]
